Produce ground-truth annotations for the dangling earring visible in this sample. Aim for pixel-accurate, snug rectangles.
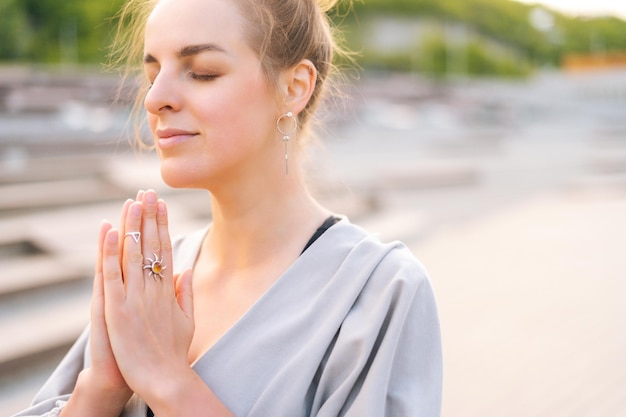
[276,111,298,175]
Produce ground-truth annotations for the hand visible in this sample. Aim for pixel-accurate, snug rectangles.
[59,218,134,417]
[88,218,133,397]
[101,190,195,398]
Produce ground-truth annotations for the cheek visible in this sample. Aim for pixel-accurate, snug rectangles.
[147,114,158,135]
[199,81,276,137]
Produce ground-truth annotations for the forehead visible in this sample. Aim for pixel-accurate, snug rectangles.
[145,0,247,52]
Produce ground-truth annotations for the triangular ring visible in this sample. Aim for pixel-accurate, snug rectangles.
[124,232,141,244]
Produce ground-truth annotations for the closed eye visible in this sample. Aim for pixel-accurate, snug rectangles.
[189,72,219,81]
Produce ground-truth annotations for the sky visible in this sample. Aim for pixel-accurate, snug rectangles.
[515,0,626,19]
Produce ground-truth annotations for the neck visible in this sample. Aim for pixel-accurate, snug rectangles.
[201,163,330,271]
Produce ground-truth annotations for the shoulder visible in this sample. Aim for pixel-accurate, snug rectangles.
[314,220,442,414]
[333,219,441,348]
[360,240,434,317]
[311,217,437,330]
[328,217,432,292]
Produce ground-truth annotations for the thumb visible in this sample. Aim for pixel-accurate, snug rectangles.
[174,268,194,318]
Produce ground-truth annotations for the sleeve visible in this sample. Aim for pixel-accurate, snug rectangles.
[312,247,443,417]
[11,326,91,417]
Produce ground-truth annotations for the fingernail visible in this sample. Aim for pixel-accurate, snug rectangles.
[146,191,157,204]
[131,203,142,216]
[107,229,118,242]
[157,200,166,214]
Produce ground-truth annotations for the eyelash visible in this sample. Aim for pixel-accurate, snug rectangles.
[189,72,218,81]
[145,71,218,88]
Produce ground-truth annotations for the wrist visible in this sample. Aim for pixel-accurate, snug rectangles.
[145,366,234,417]
[60,369,132,417]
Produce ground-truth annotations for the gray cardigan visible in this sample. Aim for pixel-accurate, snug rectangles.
[13,218,442,417]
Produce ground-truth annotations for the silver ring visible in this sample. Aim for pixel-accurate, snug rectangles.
[143,252,166,280]
[124,232,141,244]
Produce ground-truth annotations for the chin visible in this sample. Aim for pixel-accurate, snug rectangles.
[159,164,193,189]
[159,161,213,190]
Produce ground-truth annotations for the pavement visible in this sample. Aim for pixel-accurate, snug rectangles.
[413,189,626,417]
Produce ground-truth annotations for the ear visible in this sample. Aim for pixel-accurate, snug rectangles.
[280,59,317,115]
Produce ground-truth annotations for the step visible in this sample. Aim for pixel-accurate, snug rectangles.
[0,154,108,185]
[0,177,126,212]
[0,254,87,296]
[0,285,90,369]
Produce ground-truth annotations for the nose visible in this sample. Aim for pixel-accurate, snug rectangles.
[144,70,182,114]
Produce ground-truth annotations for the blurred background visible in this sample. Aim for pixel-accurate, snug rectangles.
[1,0,625,415]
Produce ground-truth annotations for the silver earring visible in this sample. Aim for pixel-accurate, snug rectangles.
[276,111,298,175]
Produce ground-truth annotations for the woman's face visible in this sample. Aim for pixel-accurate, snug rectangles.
[143,0,281,189]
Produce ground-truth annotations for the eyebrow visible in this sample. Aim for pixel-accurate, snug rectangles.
[143,43,227,64]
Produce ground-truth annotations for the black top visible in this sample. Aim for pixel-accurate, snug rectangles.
[147,215,339,416]
[301,215,341,254]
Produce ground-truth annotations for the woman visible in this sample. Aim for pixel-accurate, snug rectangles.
[13,0,442,416]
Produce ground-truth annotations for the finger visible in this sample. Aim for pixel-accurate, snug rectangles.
[174,269,194,318]
[123,202,145,293]
[117,199,134,265]
[96,220,113,276]
[156,199,171,251]
[136,189,145,202]
[102,228,126,305]
[156,199,174,293]
[140,190,164,282]
[92,223,120,379]
[93,221,113,319]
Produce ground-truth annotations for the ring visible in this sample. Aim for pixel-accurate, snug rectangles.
[124,232,141,244]
[143,252,166,280]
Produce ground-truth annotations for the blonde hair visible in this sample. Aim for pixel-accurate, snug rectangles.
[108,0,353,148]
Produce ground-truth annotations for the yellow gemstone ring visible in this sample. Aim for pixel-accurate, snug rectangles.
[143,252,166,280]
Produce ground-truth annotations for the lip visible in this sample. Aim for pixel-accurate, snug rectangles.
[155,128,198,149]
